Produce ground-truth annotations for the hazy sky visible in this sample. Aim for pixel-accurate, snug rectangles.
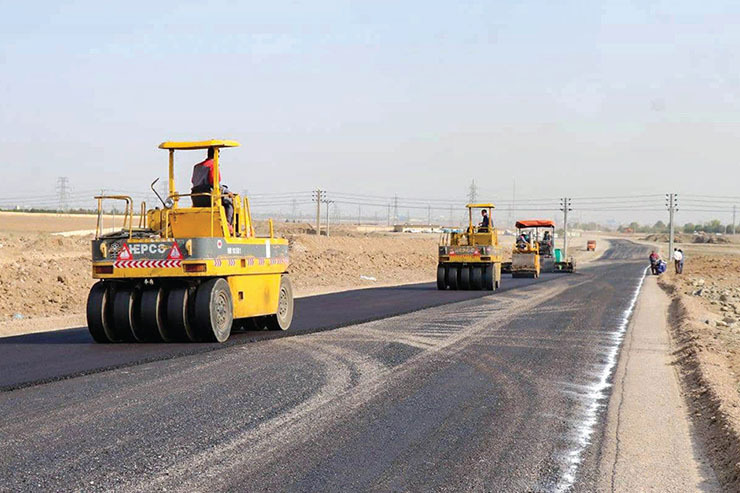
[2,0,739,225]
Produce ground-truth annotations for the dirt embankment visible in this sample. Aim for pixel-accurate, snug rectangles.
[658,253,740,490]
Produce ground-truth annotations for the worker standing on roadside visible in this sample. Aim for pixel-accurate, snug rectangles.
[677,248,685,274]
[673,248,683,274]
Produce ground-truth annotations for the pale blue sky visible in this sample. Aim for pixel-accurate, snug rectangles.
[1,0,739,224]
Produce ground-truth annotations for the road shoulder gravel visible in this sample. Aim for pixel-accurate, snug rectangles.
[598,275,719,492]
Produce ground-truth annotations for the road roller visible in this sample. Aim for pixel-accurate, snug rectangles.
[86,139,293,343]
[511,219,575,278]
[437,203,504,290]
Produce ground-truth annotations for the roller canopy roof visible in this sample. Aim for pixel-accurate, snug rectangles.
[515,219,555,228]
[159,140,240,150]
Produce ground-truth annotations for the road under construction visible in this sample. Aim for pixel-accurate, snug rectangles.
[0,240,677,492]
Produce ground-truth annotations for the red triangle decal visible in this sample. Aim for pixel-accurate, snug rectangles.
[167,242,183,260]
[117,243,132,260]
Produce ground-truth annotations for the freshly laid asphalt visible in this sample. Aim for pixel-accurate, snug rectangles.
[0,272,548,390]
[0,240,651,492]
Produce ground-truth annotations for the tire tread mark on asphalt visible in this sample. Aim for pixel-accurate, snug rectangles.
[121,281,575,493]
[0,278,556,392]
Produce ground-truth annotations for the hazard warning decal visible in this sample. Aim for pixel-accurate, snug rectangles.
[167,242,183,260]
[116,243,133,261]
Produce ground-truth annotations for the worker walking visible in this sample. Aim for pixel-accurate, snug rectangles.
[673,248,683,274]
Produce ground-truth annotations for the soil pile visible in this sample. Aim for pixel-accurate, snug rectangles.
[659,255,740,490]
[642,232,731,244]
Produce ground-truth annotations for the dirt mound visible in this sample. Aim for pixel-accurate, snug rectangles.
[0,234,93,322]
[692,234,731,244]
[642,233,690,243]
[642,232,731,245]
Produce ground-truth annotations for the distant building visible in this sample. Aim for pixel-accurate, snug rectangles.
[392,224,443,234]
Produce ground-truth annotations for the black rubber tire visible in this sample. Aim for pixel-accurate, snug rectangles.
[447,266,459,290]
[167,286,196,342]
[232,317,260,332]
[139,287,166,342]
[483,265,494,290]
[249,316,269,331]
[194,278,234,342]
[264,275,294,331]
[112,286,138,342]
[86,282,115,343]
[460,266,471,290]
[471,266,483,290]
[437,265,446,290]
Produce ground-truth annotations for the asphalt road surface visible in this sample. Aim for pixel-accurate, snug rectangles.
[0,240,650,492]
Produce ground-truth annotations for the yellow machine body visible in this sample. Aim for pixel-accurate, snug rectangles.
[437,203,504,291]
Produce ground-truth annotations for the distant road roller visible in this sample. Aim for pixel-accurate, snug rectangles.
[86,140,293,343]
[437,203,504,290]
[511,219,575,278]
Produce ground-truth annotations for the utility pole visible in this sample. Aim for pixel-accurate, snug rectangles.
[56,177,70,211]
[291,198,297,222]
[560,197,572,257]
[357,205,361,225]
[509,179,516,224]
[322,198,334,237]
[312,189,324,235]
[393,195,399,225]
[449,205,453,227]
[468,179,478,203]
[427,205,431,225]
[733,205,737,235]
[666,193,678,258]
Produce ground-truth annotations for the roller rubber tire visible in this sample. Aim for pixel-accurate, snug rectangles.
[471,266,483,290]
[447,266,459,290]
[167,286,197,342]
[483,265,494,291]
[460,266,471,290]
[139,287,166,342]
[263,275,294,331]
[437,265,446,290]
[86,282,115,343]
[112,286,138,342]
[194,278,234,342]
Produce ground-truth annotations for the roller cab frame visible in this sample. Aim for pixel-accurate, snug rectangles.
[437,203,504,291]
[87,139,293,344]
